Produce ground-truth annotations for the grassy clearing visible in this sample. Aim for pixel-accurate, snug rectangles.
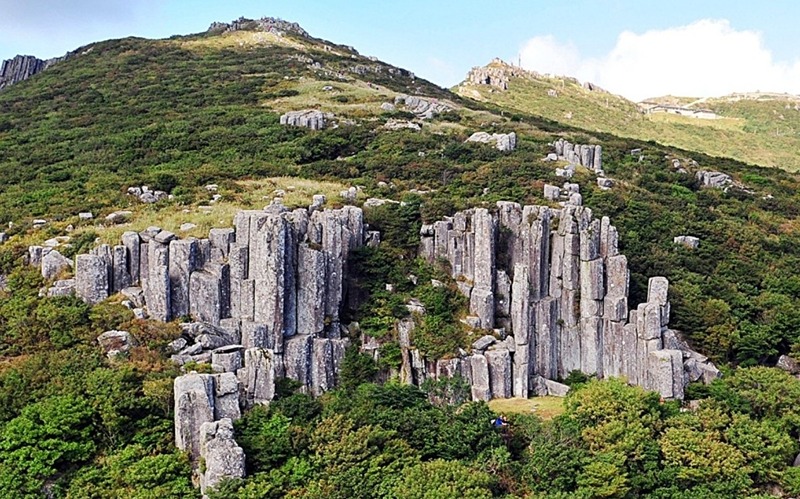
[178,30,308,52]
[488,396,566,420]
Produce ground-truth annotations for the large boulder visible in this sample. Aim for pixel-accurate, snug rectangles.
[199,418,246,495]
[41,249,72,280]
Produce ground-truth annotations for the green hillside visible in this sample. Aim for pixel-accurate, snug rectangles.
[2,20,800,498]
[458,60,800,171]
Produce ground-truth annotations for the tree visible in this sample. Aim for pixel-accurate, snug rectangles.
[392,459,495,499]
[0,395,96,497]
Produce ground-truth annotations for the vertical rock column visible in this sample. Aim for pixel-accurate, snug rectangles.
[578,213,604,376]
[145,241,171,322]
[557,207,582,377]
[601,217,628,378]
[75,254,109,305]
[471,208,496,329]
[169,239,198,319]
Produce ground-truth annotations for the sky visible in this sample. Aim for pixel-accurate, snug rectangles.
[2,0,800,101]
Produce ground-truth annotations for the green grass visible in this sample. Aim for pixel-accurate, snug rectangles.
[488,396,565,420]
[459,63,800,171]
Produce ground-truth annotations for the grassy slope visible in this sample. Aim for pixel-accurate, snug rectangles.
[457,62,800,171]
[3,28,800,368]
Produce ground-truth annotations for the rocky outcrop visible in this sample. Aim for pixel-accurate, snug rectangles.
[394,95,453,119]
[465,132,517,152]
[199,419,246,495]
[464,58,532,91]
[418,202,718,401]
[65,200,362,398]
[0,55,47,90]
[280,110,329,130]
[208,17,309,38]
[553,138,603,173]
[696,170,732,189]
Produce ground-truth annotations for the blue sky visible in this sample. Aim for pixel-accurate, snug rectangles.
[2,1,799,99]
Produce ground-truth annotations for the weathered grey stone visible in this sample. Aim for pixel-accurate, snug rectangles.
[241,321,267,349]
[189,266,228,326]
[212,346,243,373]
[543,184,561,201]
[121,232,140,285]
[469,354,491,401]
[174,373,215,460]
[145,242,171,321]
[198,418,245,495]
[154,230,176,244]
[776,355,800,374]
[75,254,109,305]
[209,228,236,257]
[485,349,512,398]
[648,277,669,305]
[41,249,71,280]
[212,372,241,421]
[239,347,278,406]
[121,286,145,308]
[647,349,684,399]
[311,338,335,396]
[297,244,326,336]
[472,334,496,352]
[169,239,198,318]
[284,334,313,390]
[673,235,700,249]
[280,109,328,129]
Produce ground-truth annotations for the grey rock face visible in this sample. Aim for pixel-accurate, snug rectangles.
[420,202,716,400]
[0,55,48,90]
[240,347,278,406]
[199,418,246,495]
[776,355,800,374]
[280,110,329,130]
[174,373,215,460]
[696,170,732,189]
[41,249,72,280]
[75,254,109,305]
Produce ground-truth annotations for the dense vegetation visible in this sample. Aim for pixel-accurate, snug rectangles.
[2,22,800,498]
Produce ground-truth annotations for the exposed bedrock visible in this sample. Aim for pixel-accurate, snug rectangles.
[420,202,718,401]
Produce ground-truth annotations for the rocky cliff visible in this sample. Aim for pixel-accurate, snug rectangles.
[36,197,718,492]
[418,202,719,400]
[0,55,47,90]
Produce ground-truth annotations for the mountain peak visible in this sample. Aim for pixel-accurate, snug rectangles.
[207,16,309,38]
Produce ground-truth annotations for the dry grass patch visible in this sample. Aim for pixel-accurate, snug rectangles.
[488,396,566,420]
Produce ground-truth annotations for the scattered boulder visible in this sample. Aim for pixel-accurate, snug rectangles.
[105,211,133,224]
[472,335,496,352]
[597,177,614,190]
[465,131,517,152]
[380,102,396,112]
[696,170,732,189]
[41,249,72,280]
[199,418,246,495]
[78,212,94,220]
[394,94,453,119]
[0,232,6,244]
[280,109,329,130]
[543,184,561,201]
[776,355,800,374]
[180,223,197,232]
[673,236,700,249]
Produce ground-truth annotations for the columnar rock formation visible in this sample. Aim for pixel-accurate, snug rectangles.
[208,17,309,38]
[553,138,603,173]
[0,55,47,90]
[280,110,330,130]
[418,202,719,400]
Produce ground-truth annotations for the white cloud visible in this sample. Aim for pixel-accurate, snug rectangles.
[519,19,800,101]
